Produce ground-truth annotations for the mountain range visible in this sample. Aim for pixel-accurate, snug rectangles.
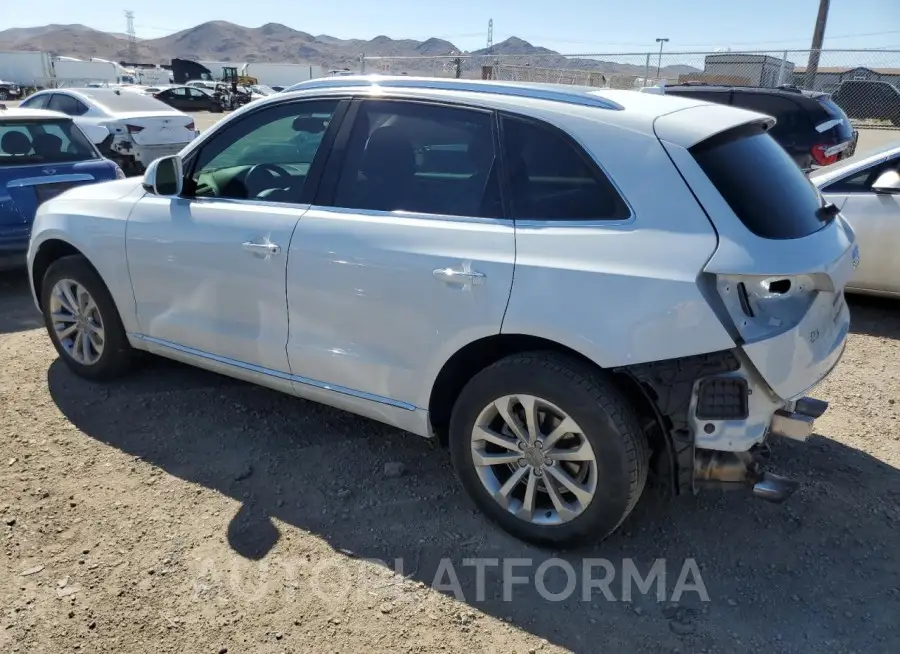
[0,22,698,78]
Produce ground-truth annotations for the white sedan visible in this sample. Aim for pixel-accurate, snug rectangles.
[812,143,900,297]
[18,88,199,175]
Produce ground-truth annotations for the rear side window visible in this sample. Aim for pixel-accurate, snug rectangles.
[692,125,827,239]
[500,115,629,221]
[332,100,502,218]
[48,94,89,116]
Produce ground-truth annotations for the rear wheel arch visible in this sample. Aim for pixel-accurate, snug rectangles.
[427,334,671,474]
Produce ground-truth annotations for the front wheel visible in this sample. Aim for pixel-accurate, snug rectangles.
[41,255,135,381]
[449,352,649,547]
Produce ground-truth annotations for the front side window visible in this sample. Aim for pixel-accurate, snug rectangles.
[500,114,630,221]
[20,94,49,110]
[167,88,188,98]
[331,100,502,218]
[188,99,339,203]
[823,156,900,194]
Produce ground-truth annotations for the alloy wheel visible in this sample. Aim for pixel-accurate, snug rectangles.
[470,394,598,526]
[49,278,105,366]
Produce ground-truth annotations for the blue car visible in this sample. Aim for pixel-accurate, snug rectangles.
[0,105,123,270]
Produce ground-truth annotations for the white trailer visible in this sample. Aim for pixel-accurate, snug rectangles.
[0,51,54,87]
[244,62,324,87]
[52,58,118,86]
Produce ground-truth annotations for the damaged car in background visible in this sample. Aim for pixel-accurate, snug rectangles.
[18,88,198,175]
[26,77,858,546]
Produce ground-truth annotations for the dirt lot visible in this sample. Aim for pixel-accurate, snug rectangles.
[1,264,900,654]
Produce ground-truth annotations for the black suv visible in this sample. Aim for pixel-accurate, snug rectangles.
[832,80,900,127]
[661,83,858,171]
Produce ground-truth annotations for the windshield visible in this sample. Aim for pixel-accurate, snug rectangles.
[80,89,172,112]
[0,119,98,165]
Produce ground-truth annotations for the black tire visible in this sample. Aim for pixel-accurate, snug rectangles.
[0,90,8,101]
[40,255,135,381]
[449,352,649,547]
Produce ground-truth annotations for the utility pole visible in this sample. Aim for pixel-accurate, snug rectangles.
[655,38,669,78]
[805,0,830,89]
[125,10,138,63]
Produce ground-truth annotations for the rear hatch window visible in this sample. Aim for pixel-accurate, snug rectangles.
[691,124,829,239]
[0,119,98,165]
[816,97,854,140]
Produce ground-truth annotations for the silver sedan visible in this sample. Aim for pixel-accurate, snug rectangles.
[812,143,900,297]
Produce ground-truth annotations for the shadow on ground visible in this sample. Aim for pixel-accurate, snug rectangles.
[46,343,900,652]
[0,270,41,334]
[847,294,900,339]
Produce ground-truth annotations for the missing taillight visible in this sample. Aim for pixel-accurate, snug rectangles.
[125,124,144,134]
[185,121,195,131]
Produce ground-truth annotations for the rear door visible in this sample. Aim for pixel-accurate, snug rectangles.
[285,98,514,411]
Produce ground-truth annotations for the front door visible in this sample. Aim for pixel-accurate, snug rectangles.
[286,98,515,410]
[821,153,900,294]
[126,97,346,373]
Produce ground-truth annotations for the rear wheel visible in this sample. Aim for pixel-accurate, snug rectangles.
[41,255,135,381]
[449,352,649,547]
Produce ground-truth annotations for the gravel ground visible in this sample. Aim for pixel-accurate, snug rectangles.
[1,268,899,654]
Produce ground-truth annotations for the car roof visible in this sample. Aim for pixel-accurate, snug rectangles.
[664,83,826,99]
[259,74,765,144]
[0,106,69,121]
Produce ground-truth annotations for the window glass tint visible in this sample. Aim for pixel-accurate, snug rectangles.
[168,87,188,97]
[20,94,49,109]
[693,126,827,239]
[332,101,501,218]
[500,115,629,220]
[188,88,208,98]
[47,94,88,116]
[190,99,338,203]
[0,119,96,163]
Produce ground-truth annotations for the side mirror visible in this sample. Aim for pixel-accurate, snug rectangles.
[872,169,900,195]
[142,155,183,196]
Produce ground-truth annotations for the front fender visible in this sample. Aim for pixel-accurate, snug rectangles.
[28,180,145,333]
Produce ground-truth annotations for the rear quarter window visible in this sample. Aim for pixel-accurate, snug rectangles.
[692,125,828,239]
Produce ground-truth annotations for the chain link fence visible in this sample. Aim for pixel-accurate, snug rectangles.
[361,49,900,129]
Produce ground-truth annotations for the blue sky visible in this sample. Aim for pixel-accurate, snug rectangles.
[6,0,900,53]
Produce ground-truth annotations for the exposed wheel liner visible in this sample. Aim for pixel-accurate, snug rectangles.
[621,350,741,493]
[448,351,649,547]
[40,255,136,381]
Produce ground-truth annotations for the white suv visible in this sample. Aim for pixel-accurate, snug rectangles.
[26,77,857,546]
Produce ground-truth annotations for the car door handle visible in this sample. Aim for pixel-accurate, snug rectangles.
[242,241,281,256]
[433,267,486,285]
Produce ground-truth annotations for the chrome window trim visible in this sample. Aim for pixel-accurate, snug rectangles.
[131,334,418,411]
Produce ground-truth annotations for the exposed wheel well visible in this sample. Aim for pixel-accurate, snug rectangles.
[31,240,87,311]
[428,335,672,478]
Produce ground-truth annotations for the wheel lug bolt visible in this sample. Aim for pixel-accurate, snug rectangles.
[544,458,552,466]
[517,458,527,468]
[535,441,543,449]
[517,441,525,450]
[534,469,543,477]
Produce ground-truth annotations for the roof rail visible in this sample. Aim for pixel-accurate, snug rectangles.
[285,75,623,111]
